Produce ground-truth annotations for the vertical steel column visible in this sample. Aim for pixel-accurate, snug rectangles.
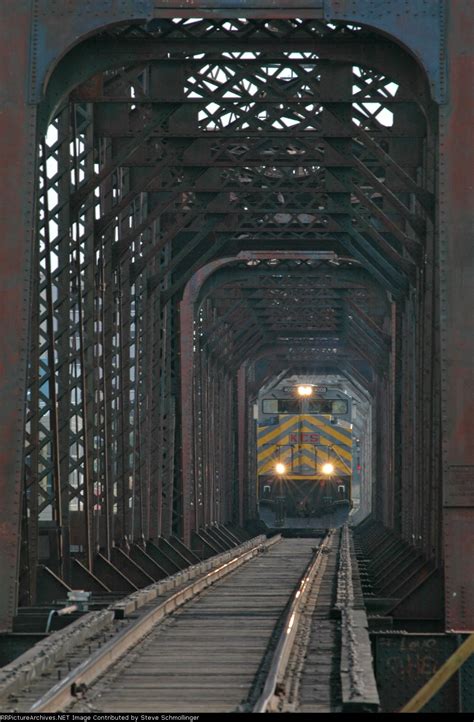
[142,206,165,542]
[246,363,258,522]
[116,258,132,548]
[387,302,397,530]
[0,2,37,631]
[392,303,402,534]
[148,276,164,540]
[194,336,204,530]
[20,225,40,607]
[237,364,247,527]
[99,138,117,559]
[440,0,474,631]
[142,264,157,542]
[55,109,73,578]
[420,116,440,562]
[179,290,195,545]
[208,358,216,524]
[74,103,97,570]
[168,301,180,537]
[400,295,416,547]
[226,371,236,524]
[160,292,179,539]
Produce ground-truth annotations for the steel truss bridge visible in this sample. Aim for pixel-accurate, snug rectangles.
[0,0,472,652]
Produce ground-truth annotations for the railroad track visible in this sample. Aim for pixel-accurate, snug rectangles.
[1,527,379,713]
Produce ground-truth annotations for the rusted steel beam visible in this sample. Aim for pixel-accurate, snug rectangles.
[0,3,37,631]
[71,110,179,215]
[179,286,197,545]
[440,0,474,632]
[160,234,230,303]
[237,364,247,527]
[352,123,434,215]
[351,156,425,238]
[350,185,421,259]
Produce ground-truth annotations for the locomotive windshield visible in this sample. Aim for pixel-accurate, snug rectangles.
[262,398,299,414]
[262,398,348,415]
[309,399,348,414]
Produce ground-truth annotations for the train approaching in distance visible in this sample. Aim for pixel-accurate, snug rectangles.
[257,384,352,527]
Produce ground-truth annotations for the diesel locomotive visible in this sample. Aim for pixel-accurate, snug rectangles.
[257,384,352,526]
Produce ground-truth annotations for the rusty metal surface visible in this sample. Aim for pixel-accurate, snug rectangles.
[444,509,474,632]
[439,0,474,631]
[0,3,37,632]
[29,1,446,104]
[374,634,460,713]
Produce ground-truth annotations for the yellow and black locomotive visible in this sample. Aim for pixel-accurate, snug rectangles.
[257,384,352,526]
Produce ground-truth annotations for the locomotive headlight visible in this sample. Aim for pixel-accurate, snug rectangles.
[275,462,286,475]
[297,385,313,397]
[322,462,335,475]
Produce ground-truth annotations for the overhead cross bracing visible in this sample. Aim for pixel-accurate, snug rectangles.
[194,257,389,370]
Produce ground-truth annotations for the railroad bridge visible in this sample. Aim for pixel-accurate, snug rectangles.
[0,0,473,713]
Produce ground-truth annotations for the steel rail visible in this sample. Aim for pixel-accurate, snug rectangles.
[252,530,333,713]
[28,534,281,713]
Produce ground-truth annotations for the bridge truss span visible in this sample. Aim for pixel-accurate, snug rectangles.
[0,1,472,645]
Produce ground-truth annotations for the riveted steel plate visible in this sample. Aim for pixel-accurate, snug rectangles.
[374,634,458,713]
[444,508,474,632]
